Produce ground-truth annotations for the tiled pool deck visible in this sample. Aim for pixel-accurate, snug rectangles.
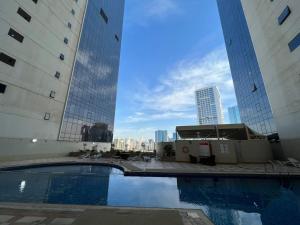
[0,203,213,225]
[1,157,300,177]
[1,157,300,225]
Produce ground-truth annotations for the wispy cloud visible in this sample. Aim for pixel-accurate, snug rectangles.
[126,112,196,123]
[145,0,180,18]
[125,47,236,123]
[115,47,236,139]
[125,0,182,27]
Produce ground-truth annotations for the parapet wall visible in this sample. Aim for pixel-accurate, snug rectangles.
[0,138,111,162]
[175,140,273,163]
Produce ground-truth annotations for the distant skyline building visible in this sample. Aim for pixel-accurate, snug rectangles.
[228,106,241,124]
[155,130,168,143]
[241,0,300,159]
[195,86,224,125]
[173,132,177,141]
[217,0,277,135]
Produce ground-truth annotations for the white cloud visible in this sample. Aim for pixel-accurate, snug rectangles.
[77,50,113,79]
[115,47,237,139]
[130,47,236,117]
[145,0,180,18]
[126,111,197,123]
[125,0,181,27]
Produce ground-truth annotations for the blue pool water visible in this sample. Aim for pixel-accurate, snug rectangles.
[0,164,299,225]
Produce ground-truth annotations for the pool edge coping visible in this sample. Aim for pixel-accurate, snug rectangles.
[0,159,300,178]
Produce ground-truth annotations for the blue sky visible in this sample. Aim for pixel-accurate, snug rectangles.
[114,0,237,140]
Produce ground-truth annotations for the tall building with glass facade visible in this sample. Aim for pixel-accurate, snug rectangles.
[195,86,224,125]
[155,130,168,143]
[228,106,241,124]
[0,0,124,160]
[59,0,124,142]
[217,0,277,135]
[241,0,300,159]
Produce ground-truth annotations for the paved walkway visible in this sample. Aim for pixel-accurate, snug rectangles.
[1,157,300,177]
[0,203,213,225]
[126,159,300,177]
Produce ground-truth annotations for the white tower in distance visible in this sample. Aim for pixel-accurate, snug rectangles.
[195,86,224,125]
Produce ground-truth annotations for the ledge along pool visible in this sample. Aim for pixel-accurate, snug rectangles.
[0,164,299,225]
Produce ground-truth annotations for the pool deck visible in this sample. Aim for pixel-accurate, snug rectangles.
[1,157,300,225]
[0,203,213,225]
[1,157,300,178]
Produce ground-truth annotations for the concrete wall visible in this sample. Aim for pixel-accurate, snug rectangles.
[0,137,111,162]
[210,141,238,164]
[0,0,86,140]
[176,140,215,162]
[239,140,273,163]
[241,0,300,160]
[156,142,175,157]
[175,140,273,163]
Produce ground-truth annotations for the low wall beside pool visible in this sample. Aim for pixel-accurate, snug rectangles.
[0,138,111,162]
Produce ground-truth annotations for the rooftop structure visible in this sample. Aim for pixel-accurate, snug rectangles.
[176,124,266,140]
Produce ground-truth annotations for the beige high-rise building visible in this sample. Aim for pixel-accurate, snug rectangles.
[241,0,300,159]
[0,0,124,160]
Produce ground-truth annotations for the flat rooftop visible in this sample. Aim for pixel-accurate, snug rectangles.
[176,124,266,140]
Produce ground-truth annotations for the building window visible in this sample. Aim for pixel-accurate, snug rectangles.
[278,6,291,25]
[100,8,108,24]
[8,28,24,43]
[67,22,72,29]
[44,113,50,120]
[0,52,16,67]
[252,83,257,92]
[115,34,119,42]
[54,71,61,79]
[64,37,69,44]
[289,32,300,52]
[32,0,38,3]
[0,83,7,94]
[59,54,65,61]
[17,8,31,22]
[71,9,75,15]
[49,90,56,98]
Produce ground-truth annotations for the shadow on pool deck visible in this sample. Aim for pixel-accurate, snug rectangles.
[0,203,214,225]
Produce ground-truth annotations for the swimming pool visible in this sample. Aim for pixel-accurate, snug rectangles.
[0,164,299,225]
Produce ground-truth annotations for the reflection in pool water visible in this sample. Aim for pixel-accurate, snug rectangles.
[0,165,299,225]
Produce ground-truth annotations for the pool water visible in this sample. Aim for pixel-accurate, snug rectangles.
[0,165,299,225]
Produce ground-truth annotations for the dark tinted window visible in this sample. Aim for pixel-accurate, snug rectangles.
[8,28,24,43]
[49,91,56,98]
[289,33,300,52]
[0,53,16,67]
[55,71,61,79]
[44,113,50,120]
[100,8,108,24]
[0,83,7,93]
[278,6,291,25]
[64,37,69,44]
[115,35,119,42]
[17,8,31,22]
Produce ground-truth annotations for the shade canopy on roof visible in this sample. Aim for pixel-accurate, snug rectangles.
[176,124,265,140]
